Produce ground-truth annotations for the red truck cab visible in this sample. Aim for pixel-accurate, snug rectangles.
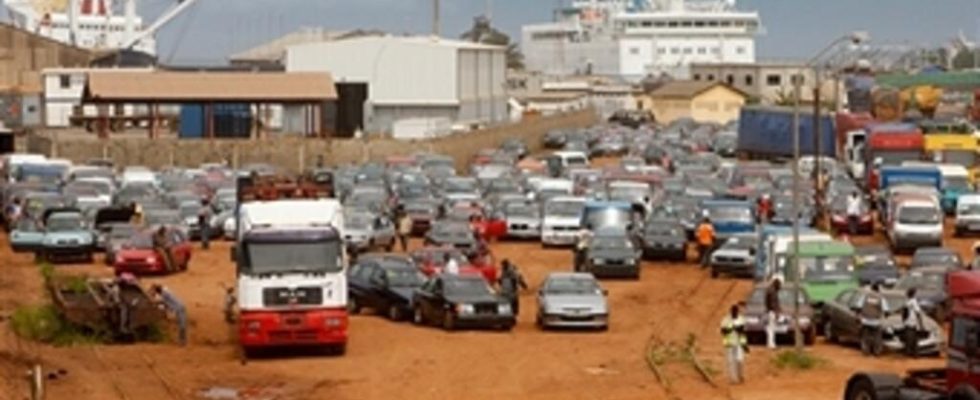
[843,271,980,400]
[864,125,925,193]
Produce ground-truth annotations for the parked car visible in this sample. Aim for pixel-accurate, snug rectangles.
[954,193,980,236]
[411,274,515,331]
[829,195,874,235]
[853,245,899,287]
[895,266,951,322]
[113,228,192,275]
[409,246,497,283]
[910,247,963,270]
[887,196,943,252]
[37,208,95,263]
[344,211,396,252]
[535,272,609,330]
[742,283,815,345]
[577,229,642,279]
[102,223,138,266]
[93,206,135,250]
[10,218,44,253]
[348,254,425,321]
[423,221,482,256]
[823,287,944,356]
[638,218,687,261]
[709,234,757,278]
[501,202,541,240]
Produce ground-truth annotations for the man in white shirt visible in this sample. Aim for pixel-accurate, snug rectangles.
[846,191,863,235]
[444,253,460,275]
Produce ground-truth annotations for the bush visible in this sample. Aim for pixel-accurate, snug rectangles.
[771,350,827,371]
[9,304,106,346]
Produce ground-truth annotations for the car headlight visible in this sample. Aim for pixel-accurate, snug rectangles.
[456,304,475,314]
[146,256,157,263]
[325,317,342,327]
[498,303,512,315]
[593,258,605,264]
[625,258,636,265]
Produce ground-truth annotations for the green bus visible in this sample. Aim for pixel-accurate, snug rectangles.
[784,240,858,307]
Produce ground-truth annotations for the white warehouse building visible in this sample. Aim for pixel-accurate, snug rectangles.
[286,35,508,135]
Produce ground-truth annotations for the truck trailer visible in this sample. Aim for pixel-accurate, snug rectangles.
[737,106,836,160]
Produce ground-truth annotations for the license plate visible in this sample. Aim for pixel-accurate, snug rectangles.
[283,315,303,325]
[775,326,789,334]
[970,224,980,231]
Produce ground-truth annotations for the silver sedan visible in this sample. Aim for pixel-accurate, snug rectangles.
[536,272,609,330]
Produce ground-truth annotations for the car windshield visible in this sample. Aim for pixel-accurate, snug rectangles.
[749,288,806,307]
[707,206,753,223]
[506,204,538,218]
[545,201,584,218]
[145,212,180,226]
[646,225,683,237]
[609,186,648,200]
[914,252,959,266]
[246,241,343,274]
[47,214,84,231]
[960,204,980,214]
[943,175,971,191]
[445,179,477,193]
[110,226,137,239]
[385,268,424,287]
[897,272,945,289]
[593,236,632,250]
[15,219,37,231]
[566,156,588,167]
[444,278,494,296]
[178,204,199,218]
[345,215,374,230]
[545,277,601,295]
[798,256,852,278]
[898,206,941,224]
[126,234,155,249]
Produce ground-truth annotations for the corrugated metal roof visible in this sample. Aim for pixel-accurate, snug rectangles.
[876,71,980,89]
[85,71,337,102]
[229,28,384,62]
[649,81,747,99]
[289,35,506,54]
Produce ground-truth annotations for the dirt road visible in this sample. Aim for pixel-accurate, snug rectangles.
[1,221,958,400]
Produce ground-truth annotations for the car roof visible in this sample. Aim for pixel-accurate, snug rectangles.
[545,272,596,280]
[914,247,956,255]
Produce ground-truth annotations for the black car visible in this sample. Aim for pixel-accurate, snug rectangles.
[895,266,950,322]
[348,254,425,321]
[854,245,899,287]
[423,221,481,256]
[579,230,642,279]
[639,218,686,261]
[910,247,963,270]
[411,274,515,331]
[543,131,567,149]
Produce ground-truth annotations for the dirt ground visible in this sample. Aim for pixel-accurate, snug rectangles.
[0,224,959,400]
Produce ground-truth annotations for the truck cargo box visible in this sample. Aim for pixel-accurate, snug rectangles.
[737,106,836,159]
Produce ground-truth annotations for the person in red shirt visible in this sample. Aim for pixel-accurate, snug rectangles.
[757,194,773,224]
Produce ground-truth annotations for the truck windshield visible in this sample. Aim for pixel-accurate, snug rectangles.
[898,206,941,224]
[872,150,921,166]
[798,256,852,278]
[246,241,343,274]
[944,175,971,191]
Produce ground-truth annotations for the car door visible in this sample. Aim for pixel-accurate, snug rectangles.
[842,291,866,341]
[827,289,854,337]
[367,265,392,310]
[348,262,372,306]
[170,229,192,266]
[423,278,446,321]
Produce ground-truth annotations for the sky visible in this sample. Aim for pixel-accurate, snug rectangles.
[137,0,980,65]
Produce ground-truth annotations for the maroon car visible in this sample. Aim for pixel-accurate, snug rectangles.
[829,195,873,235]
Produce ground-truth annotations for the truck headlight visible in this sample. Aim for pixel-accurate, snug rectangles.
[456,304,475,314]
[497,303,512,315]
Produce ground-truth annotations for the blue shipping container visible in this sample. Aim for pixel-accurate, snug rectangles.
[737,106,837,159]
[179,104,204,138]
[179,103,252,138]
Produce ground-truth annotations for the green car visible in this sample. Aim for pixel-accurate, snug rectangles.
[784,240,857,308]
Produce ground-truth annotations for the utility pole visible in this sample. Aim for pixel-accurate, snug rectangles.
[813,66,823,227]
[432,0,441,37]
[792,73,803,351]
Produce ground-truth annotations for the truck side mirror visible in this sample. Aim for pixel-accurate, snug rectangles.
[967,328,979,358]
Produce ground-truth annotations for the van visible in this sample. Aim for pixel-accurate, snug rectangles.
[888,196,943,251]
[0,154,47,182]
[765,231,833,282]
[955,194,980,236]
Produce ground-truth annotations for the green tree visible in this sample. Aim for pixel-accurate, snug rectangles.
[460,16,524,70]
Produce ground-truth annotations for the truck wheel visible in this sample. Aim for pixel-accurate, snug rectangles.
[845,376,879,400]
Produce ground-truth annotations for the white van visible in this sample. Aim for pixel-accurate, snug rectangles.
[955,194,980,236]
[553,151,590,169]
[532,178,574,202]
[0,154,47,182]
[541,196,587,246]
[888,196,943,251]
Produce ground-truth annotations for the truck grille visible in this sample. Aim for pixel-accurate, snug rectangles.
[262,287,323,307]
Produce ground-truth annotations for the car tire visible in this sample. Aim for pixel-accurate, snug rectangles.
[825,320,838,343]
[710,269,719,279]
[387,305,402,321]
[412,306,425,325]
[844,376,879,400]
[347,298,361,315]
[442,311,456,331]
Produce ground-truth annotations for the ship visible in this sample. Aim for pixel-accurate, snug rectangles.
[521,0,763,81]
[3,0,199,57]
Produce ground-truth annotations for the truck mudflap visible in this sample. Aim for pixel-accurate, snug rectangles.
[238,308,348,348]
[843,373,904,400]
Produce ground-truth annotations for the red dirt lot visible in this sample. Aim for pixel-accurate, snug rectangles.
[0,222,965,400]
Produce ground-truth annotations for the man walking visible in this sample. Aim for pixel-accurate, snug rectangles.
[575,226,593,272]
[860,283,886,356]
[151,284,187,346]
[903,287,924,357]
[397,210,413,252]
[198,199,212,250]
[498,259,528,316]
[764,278,781,349]
[152,226,175,273]
[721,304,748,384]
[846,191,862,235]
[696,217,716,267]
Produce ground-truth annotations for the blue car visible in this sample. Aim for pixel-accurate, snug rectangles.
[10,218,45,253]
[701,199,755,241]
[37,208,95,263]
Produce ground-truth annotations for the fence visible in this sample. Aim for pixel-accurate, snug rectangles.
[26,110,598,172]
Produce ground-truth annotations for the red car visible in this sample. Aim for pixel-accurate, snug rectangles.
[444,205,507,241]
[829,196,874,235]
[410,246,498,283]
[113,227,193,275]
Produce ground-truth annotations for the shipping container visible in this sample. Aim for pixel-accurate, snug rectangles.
[737,106,836,159]
[179,103,252,139]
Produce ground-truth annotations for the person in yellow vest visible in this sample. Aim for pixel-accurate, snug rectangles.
[721,304,749,384]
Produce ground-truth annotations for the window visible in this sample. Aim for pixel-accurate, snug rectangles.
[642,21,653,27]
[680,21,692,27]
[697,47,707,54]
[766,74,781,86]
[726,74,734,85]
[736,46,746,55]
[654,21,666,27]
[694,21,705,27]
[791,74,805,85]
[708,20,719,27]
[657,47,666,55]
[683,47,692,54]
[707,74,715,81]
[693,74,701,81]
[668,21,678,27]
[711,47,721,54]
[720,21,732,27]
[745,75,754,85]
[670,47,680,54]
[630,47,640,55]
[59,74,71,89]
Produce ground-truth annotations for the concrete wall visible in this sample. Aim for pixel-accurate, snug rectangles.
[27,109,597,173]
[0,23,92,91]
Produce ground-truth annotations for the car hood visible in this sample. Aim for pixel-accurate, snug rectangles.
[589,249,636,259]
[643,234,685,244]
[444,293,503,304]
[45,231,91,241]
[116,248,156,258]
[542,294,606,310]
